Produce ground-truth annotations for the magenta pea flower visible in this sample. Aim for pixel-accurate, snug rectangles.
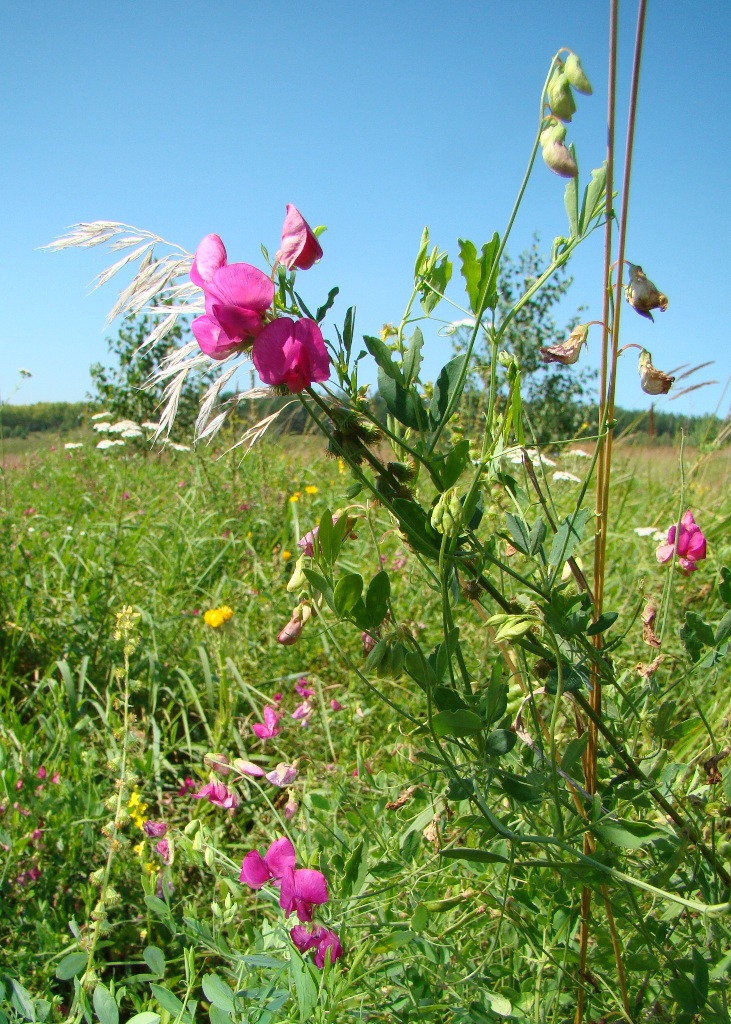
[278,613,304,646]
[190,233,227,287]
[266,763,298,787]
[252,705,282,739]
[276,205,323,271]
[656,510,707,574]
[298,526,320,558]
[252,317,330,393]
[295,677,315,698]
[330,699,343,711]
[292,700,313,726]
[233,758,266,778]
[284,793,298,820]
[156,839,172,865]
[240,836,296,889]
[279,865,329,922]
[291,925,343,968]
[143,820,168,838]
[191,780,240,810]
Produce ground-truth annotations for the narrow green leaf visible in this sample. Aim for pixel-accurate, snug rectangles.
[437,438,471,490]
[440,848,508,864]
[315,286,339,323]
[402,327,424,385]
[366,571,390,627]
[715,609,731,646]
[127,1015,161,1024]
[289,951,319,1021]
[505,512,530,554]
[11,981,36,1022]
[363,335,402,382]
[564,150,579,237]
[579,161,607,234]
[149,986,185,1019]
[528,516,547,555]
[430,354,467,427]
[420,254,452,314]
[719,567,731,606]
[586,611,618,636]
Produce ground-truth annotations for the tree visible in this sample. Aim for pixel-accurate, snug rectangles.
[88,302,217,435]
[453,239,596,443]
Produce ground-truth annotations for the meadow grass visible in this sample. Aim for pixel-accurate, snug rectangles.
[1,433,730,1022]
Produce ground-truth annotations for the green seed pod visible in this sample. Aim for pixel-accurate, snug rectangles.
[184,818,200,836]
[547,68,576,122]
[376,644,394,679]
[430,493,446,532]
[448,489,463,530]
[564,53,593,95]
[204,845,215,867]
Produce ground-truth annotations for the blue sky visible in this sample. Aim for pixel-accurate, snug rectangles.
[1,1,729,420]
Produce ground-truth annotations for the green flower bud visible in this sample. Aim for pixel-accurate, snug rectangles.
[541,139,578,179]
[564,53,592,95]
[547,68,576,123]
[286,555,307,593]
[539,118,567,149]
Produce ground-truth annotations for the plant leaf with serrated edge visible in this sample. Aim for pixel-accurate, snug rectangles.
[430,354,467,427]
[549,508,592,566]
[378,368,423,429]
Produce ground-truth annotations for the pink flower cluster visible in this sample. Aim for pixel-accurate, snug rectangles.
[655,510,707,574]
[190,207,330,394]
[192,780,240,810]
[240,836,342,968]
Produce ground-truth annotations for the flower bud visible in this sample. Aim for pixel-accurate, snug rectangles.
[564,53,592,95]
[539,117,567,149]
[638,349,674,395]
[547,68,576,122]
[204,753,230,775]
[542,139,578,179]
[625,264,668,321]
[286,555,308,593]
[540,324,588,364]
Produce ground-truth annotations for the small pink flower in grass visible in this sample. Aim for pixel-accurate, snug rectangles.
[284,793,298,820]
[279,866,329,923]
[192,781,240,810]
[266,763,298,787]
[143,820,168,838]
[51,772,60,784]
[233,758,266,778]
[177,777,196,796]
[240,836,296,889]
[252,317,330,393]
[252,705,282,739]
[15,780,23,791]
[37,767,47,780]
[291,925,343,968]
[276,205,323,271]
[272,692,283,703]
[292,700,313,726]
[295,677,315,698]
[156,839,172,864]
[656,510,707,574]
[330,699,343,711]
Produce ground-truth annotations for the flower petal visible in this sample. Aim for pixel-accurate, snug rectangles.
[191,234,227,287]
[264,836,296,879]
[240,850,271,889]
[192,315,242,360]
[277,205,323,271]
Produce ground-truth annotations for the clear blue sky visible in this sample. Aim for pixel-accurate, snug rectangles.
[1,1,729,419]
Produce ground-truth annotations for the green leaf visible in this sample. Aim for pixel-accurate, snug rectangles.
[315,286,339,323]
[549,508,592,566]
[561,733,588,777]
[586,611,618,636]
[595,819,666,850]
[420,254,452,314]
[715,609,731,646]
[366,571,390,627]
[363,335,402,382]
[485,729,517,756]
[302,568,330,595]
[528,517,547,555]
[402,327,424,386]
[55,952,88,980]
[719,567,731,606]
[93,984,119,1024]
[457,234,500,312]
[430,354,468,428]
[317,509,334,565]
[334,573,363,617]
[682,611,716,661]
[341,839,369,898]
[579,161,607,234]
[377,368,423,430]
[392,497,442,557]
[365,638,388,671]
[143,946,165,977]
[564,153,579,238]
[692,948,710,1006]
[413,227,430,280]
[149,986,186,1021]
[341,306,355,360]
[435,438,471,490]
[144,895,171,919]
[505,513,530,555]
[440,848,508,864]
[127,1015,161,1024]
[202,975,236,1014]
[289,951,319,1021]
[10,981,36,1022]
[483,662,508,727]
[545,663,588,694]
[432,709,484,738]
[501,773,543,803]
[209,1009,231,1024]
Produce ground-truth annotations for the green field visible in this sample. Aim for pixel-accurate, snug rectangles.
[1,434,731,1022]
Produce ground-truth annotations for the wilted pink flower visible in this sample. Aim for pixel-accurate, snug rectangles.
[298,526,319,558]
[290,925,343,968]
[540,325,588,365]
[625,263,668,322]
[240,836,296,889]
[292,700,313,726]
[37,767,47,780]
[233,759,266,778]
[204,752,231,775]
[191,780,240,810]
[656,510,707,573]
[252,317,330,393]
[295,677,315,698]
[330,699,343,711]
[143,820,168,838]
[284,794,298,819]
[156,839,172,864]
[278,614,304,646]
[266,763,298,787]
[638,349,674,395]
[276,205,323,271]
[177,777,196,796]
[252,706,282,739]
[279,866,329,922]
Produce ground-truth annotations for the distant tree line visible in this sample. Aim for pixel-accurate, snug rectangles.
[0,402,86,438]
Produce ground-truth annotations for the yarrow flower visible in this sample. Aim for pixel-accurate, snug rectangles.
[204,605,234,628]
[656,510,707,574]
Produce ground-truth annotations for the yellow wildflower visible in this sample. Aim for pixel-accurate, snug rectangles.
[337,459,346,475]
[133,841,145,857]
[281,550,292,561]
[289,492,301,503]
[204,606,234,629]
[304,485,318,495]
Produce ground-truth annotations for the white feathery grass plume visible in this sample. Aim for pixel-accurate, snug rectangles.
[195,364,239,440]
[227,403,297,457]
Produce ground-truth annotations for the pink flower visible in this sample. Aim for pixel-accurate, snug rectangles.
[656,510,707,574]
[330,699,343,711]
[276,205,323,271]
[240,836,296,889]
[284,794,298,820]
[298,526,319,557]
[177,777,196,796]
[272,692,283,703]
[234,759,266,778]
[292,700,313,726]
[190,233,227,287]
[37,767,47,780]
[278,615,304,646]
[143,820,168,838]
[295,677,315,698]
[191,781,240,810]
[252,706,282,739]
[252,317,330,393]
[51,772,60,785]
[266,763,298,787]
[279,866,329,922]
[156,839,172,864]
[290,925,343,968]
